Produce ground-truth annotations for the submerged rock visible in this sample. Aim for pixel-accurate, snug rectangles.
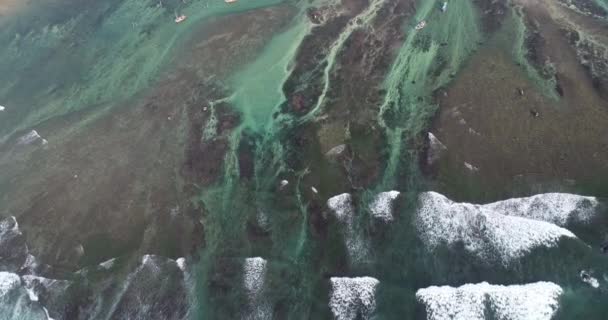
[307,7,323,24]
[416,281,563,320]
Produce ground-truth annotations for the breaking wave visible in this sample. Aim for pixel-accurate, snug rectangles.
[243,257,271,320]
[483,193,599,226]
[329,277,379,320]
[416,281,563,320]
[416,192,579,265]
[369,191,400,222]
[327,194,368,264]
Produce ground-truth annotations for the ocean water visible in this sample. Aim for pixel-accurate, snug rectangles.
[0,0,607,319]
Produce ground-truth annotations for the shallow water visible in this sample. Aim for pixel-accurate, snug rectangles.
[0,0,607,319]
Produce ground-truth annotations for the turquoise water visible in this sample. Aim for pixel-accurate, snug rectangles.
[0,0,284,140]
[377,0,481,188]
[0,0,607,319]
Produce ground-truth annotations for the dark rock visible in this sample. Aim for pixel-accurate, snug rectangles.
[530,109,539,117]
[307,7,323,24]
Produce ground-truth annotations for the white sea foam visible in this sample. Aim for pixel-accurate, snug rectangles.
[416,192,577,264]
[280,180,289,189]
[329,277,379,320]
[585,276,600,288]
[141,254,161,274]
[244,257,267,295]
[243,257,270,320]
[484,193,599,226]
[169,206,180,219]
[369,191,400,222]
[22,275,70,303]
[0,272,51,319]
[176,257,186,272]
[427,133,447,165]
[42,306,55,320]
[0,272,20,297]
[9,216,17,231]
[99,258,116,270]
[0,106,5,111]
[464,162,478,172]
[580,271,600,288]
[0,216,20,235]
[21,254,39,272]
[257,210,270,230]
[17,130,42,146]
[416,282,563,320]
[327,193,354,222]
[25,285,38,302]
[101,254,189,320]
[326,144,346,158]
[327,194,368,263]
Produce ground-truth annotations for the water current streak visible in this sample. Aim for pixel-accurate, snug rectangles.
[377,0,481,189]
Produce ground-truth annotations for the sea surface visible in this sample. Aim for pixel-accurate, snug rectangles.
[0,0,607,319]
